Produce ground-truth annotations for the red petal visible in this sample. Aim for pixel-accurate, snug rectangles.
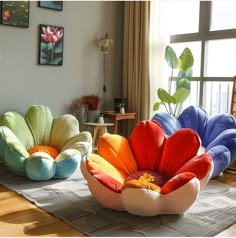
[174,153,213,180]
[91,170,123,193]
[129,120,166,171]
[161,172,196,194]
[159,128,200,177]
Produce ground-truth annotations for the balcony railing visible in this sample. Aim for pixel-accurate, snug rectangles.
[179,80,233,116]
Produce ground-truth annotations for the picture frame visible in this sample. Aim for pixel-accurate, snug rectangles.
[1,1,30,28]
[39,1,63,11]
[39,24,64,66]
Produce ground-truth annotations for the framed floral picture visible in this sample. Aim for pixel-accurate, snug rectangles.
[39,24,64,66]
[39,1,63,11]
[1,1,30,28]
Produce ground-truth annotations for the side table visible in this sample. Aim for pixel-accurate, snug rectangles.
[85,122,114,152]
[103,112,136,136]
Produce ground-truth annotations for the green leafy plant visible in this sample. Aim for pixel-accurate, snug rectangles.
[114,102,125,108]
[153,46,194,117]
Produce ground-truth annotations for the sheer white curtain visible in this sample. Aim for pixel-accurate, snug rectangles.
[149,0,170,118]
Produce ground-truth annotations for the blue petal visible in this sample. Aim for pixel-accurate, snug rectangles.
[204,113,235,146]
[55,157,79,178]
[207,145,231,178]
[152,113,181,136]
[26,158,55,181]
[178,106,208,145]
[206,129,236,164]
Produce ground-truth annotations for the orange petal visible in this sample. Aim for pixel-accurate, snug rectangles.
[122,179,161,192]
[86,153,126,184]
[98,134,137,177]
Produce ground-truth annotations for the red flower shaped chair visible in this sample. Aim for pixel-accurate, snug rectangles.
[81,120,213,216]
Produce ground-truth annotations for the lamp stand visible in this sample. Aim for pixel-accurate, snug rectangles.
[103,53,106,93]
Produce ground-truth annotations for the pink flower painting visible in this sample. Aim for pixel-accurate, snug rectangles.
[39,24,64,66]
[41,26,63,44]
[2,11,11,20]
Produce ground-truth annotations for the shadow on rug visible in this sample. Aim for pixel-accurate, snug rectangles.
[0,166,236,237]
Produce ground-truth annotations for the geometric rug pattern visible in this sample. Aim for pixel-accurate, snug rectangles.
[0,166,236,237]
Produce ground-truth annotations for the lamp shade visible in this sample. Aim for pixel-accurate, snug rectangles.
[98,33,114,53]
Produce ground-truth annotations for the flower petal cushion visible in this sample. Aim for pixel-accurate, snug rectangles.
[0,105,92,181]
[81,120,213,216]
[152,105,236,178]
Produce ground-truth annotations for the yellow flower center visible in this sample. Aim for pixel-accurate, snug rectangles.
[138,172,155,183]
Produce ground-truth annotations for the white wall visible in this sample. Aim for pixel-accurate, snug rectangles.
[0,1,123,116]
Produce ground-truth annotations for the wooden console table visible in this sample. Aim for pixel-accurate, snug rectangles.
[103,112,136,136]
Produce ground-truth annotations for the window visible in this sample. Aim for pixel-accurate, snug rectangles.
[151,1,236,116]
[205,39,236,77]
[210,1,236,31]
[159,0,199,35]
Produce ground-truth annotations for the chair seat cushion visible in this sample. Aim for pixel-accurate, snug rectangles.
[126,170,169,187]
[28,145,60,159]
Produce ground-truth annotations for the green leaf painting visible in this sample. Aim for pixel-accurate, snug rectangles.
[39,1,63,11]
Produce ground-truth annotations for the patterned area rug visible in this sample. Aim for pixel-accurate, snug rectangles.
[0,166,236,237]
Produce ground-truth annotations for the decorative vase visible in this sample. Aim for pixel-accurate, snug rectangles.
[77,106,88,131]
[120,107,125,114]
[87,110,100,122]
[98,116,104,124]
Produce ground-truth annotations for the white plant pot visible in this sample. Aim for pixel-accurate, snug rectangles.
[98,116,104,124]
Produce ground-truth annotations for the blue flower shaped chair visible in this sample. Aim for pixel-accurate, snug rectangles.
[0,105,92,180]
[152,105,236,178]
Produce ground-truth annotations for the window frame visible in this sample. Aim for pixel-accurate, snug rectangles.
[169,1,235,108]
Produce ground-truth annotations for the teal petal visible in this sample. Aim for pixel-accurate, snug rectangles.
[26,157,55,181]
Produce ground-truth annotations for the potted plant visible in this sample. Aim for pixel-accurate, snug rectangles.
[114,102,125,114]
[80,95,100,111]
[72,95,101,124]
[98,113,104,124]
[153,45,194,117]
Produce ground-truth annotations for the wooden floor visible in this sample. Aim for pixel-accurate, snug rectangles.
[214,169,236,237]
[0,185,86,237]
[0,171,235,237]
